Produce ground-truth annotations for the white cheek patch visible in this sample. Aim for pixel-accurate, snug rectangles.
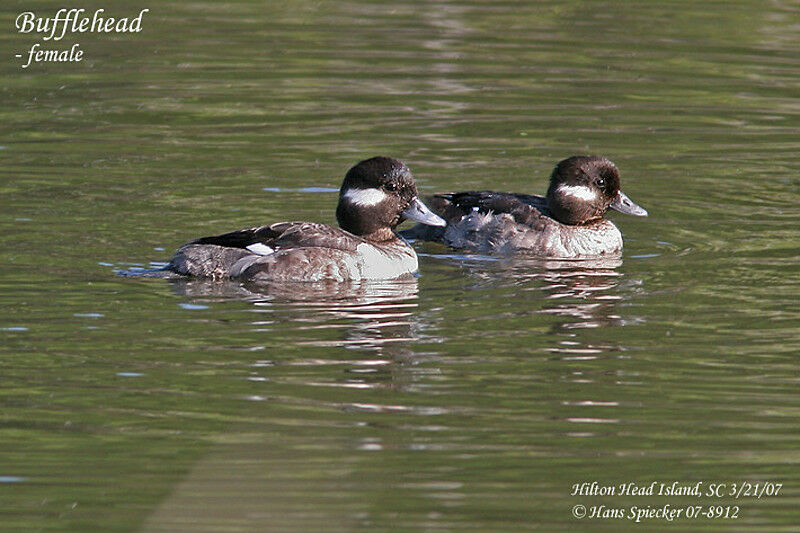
[342,188,388,207]
[557,184,599,202]
[246,243,275,256]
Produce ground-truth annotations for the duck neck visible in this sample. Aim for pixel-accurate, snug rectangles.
[360,227,398,243]
[336,200,399,242]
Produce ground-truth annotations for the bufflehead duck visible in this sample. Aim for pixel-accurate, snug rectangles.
[401,156,647,257]
[167,157,446,282]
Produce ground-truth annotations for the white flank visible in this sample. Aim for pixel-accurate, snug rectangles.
[246,243,275,256]
[356,243,418,279]
[342,188,388,207]
[556,184,599,202]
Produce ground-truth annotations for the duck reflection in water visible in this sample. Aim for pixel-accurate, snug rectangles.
[446,253,643,334]
[168,276,426,354]
[168,277,434,394]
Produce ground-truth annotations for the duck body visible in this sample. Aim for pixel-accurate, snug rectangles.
[169,222,420,282]
[401,156,647,259]
[166,157,445,282]
[422,191,624,257]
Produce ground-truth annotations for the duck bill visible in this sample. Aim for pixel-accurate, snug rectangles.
[610,190,648,216]
[402,197,446,227]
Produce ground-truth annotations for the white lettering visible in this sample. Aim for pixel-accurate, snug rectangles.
[15,12,35,33]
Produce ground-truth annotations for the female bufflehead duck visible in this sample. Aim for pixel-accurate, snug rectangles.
[401,156,647,258]
[167,157,446,282]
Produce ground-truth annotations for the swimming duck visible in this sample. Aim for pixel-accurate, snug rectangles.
[167,157,446,281]
[400,156,647,257]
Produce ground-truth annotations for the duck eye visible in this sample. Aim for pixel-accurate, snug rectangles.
[595,178,605,188]
[385,182,398,192]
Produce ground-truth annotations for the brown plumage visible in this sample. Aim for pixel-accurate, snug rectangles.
[165,157,445,282]
[400,156,647,257]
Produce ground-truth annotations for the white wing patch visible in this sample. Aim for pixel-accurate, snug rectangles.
[556,184,599,202]
[342,188,388,207]
[246,243,275,256]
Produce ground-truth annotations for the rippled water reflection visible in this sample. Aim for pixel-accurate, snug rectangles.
[3,0,800,531]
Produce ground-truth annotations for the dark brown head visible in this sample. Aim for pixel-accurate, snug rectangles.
[546,156,647,225]
[335,157,445,239]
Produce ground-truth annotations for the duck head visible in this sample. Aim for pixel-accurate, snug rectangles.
[336,156,445,240]
[546,155,648,225]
